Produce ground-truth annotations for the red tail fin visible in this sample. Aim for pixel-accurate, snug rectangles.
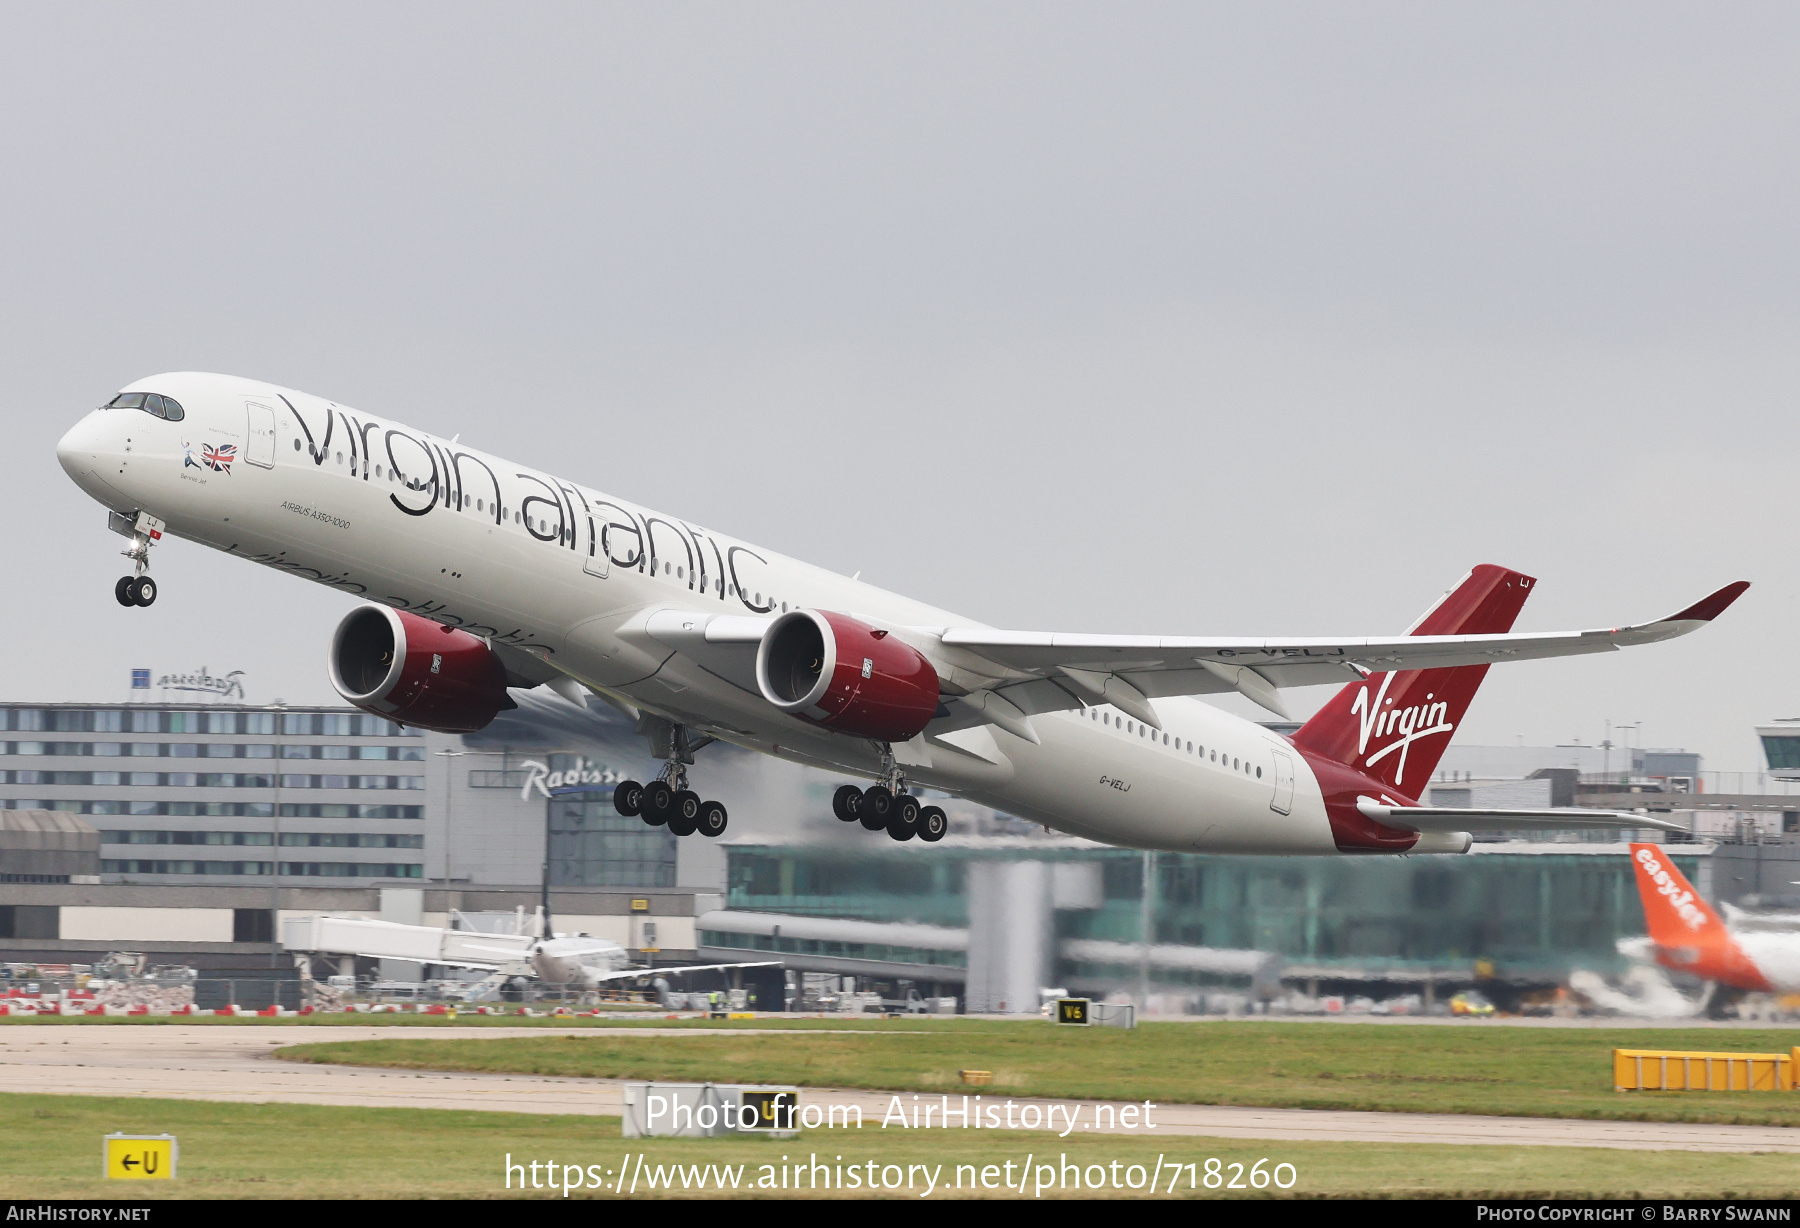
[1291,565,1534,794]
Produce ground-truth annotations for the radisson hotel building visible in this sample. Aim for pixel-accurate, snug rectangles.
[0,702,428,882]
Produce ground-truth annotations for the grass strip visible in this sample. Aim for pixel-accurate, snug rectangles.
[276,1020,1800,1127]
[3,1090,1799,1199]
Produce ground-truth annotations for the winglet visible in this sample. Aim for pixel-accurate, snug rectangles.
[1663,580,1750,624]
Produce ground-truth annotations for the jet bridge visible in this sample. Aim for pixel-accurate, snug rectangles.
[280,915,537,972]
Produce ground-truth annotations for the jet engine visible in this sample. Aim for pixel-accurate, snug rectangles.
[756,609,941,742]
[328,604,514,733]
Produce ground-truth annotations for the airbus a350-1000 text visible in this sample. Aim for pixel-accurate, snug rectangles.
[56,374,1748,854]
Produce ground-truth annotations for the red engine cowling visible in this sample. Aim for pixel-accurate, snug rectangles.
[756,610,941,742]
[328,605,514,733]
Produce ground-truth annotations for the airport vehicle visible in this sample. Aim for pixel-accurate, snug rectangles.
[57,374,1745,855]
[1448,990,1496,1017]
[1623,844,1800,995]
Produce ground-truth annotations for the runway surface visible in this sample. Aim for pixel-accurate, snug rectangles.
[3,1023,1796,1154]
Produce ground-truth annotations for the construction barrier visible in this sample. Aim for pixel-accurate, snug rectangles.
[1613,1048,1797,1092]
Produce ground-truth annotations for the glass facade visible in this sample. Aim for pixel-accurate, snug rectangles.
[703,928,966,970]
[100,859,424,878]
[548,795,677,888]
[725,843,1702,979]
[1763,736,1800,772]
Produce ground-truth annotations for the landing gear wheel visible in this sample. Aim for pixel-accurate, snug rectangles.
[132,577,157,607]
[918,805,947,842]
[667,790,702,836]
[614,780,644,818]
[860,785,893,831]
[832,784,864,823]
[640,780,675,825]
[698,800,728,838]
[887,794,922,841]
[114,577,135,607]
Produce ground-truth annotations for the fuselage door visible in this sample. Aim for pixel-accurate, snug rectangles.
[1269,749,1295,816]
[583,518,609,578]
[245,401,277,469]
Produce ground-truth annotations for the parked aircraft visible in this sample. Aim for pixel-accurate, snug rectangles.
[280,914,771,992]
[58,375,1746,855]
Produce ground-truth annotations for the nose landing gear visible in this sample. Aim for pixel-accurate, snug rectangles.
[111,511,164,608]
[114,576,157,607]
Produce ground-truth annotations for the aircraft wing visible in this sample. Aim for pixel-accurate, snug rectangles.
[1356,798,1688,834]
[584,961,784,984]
[924,581,1748,727]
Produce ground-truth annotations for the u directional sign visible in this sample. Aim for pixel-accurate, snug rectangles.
[104,1133,177,1180]
[739,1090,798,1130]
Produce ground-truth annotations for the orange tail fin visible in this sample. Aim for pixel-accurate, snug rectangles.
[1629,843,1726,945]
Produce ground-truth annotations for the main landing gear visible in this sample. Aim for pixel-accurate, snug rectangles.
[831,746,947,843]
[615,776,729,838]
[613,720,727,838]
[833,784,946,842]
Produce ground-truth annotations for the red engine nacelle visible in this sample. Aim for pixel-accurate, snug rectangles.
[328,605,514,734]
[756,609,941,742]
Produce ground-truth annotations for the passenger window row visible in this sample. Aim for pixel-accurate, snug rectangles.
[1084,706,1263,779]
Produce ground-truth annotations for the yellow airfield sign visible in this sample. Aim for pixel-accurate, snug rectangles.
[104,1133,177,1180]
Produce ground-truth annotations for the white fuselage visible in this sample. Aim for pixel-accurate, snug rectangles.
[57,372,1338,854]
[1731,934,1800,993]
[531,936,631,986]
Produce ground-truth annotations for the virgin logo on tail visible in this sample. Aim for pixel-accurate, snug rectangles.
[1350,672,1455,787]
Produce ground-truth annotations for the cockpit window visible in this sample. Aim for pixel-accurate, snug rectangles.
[108,392,183,422]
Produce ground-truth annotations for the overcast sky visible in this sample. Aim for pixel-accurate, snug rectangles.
[3,4,1795,771]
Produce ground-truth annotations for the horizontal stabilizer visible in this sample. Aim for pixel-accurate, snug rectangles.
[1356,797,1686,834]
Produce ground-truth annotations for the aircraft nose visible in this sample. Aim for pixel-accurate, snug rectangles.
[56,411,108,479]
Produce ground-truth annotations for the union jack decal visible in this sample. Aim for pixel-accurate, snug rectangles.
[201,443,236,473]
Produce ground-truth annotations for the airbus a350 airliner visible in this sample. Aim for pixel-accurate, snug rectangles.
[57,373,1746,855]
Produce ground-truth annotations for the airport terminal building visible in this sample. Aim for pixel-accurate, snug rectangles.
[0,692,1788,1012]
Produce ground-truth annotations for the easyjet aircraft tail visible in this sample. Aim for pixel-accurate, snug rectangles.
[1626,843,1774,993]
[1629,843,1728,946]
[1292,565,1534,795]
